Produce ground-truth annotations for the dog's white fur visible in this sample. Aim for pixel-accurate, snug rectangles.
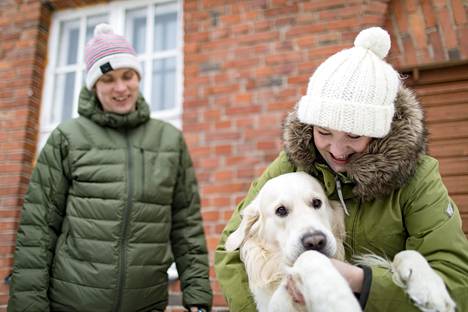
[226,172,456,312]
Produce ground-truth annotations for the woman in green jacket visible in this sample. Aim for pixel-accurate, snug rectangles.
[215,27,468,311]
[8,24,212,312]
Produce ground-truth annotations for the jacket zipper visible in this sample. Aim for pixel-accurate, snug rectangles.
[113,134,134,312]
[351,198,362,254]
[140,148,145,200]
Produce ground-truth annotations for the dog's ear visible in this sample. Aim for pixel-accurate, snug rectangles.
[225,198,260,251]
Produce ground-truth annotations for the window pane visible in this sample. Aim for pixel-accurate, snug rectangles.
[53,72,76,123]
[58,19,80,66]
[86,14,109,43]
[126,8,147,54]
[152,57,176,111]
[154,9,177,51]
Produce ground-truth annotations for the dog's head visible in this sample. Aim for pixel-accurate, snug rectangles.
[226,172,346,264]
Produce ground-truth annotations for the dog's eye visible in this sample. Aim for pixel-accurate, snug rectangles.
[311,198,322,209]
[275,206,288,217]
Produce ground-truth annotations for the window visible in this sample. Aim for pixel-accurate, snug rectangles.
[39,0,183,150]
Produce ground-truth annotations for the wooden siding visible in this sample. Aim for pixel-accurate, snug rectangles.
[403,62,468,236]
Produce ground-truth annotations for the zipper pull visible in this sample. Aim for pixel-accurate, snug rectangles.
[335,176,349,216]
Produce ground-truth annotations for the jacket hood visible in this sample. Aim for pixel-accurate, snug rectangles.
[283,86,427,201]
[78,87,150,128]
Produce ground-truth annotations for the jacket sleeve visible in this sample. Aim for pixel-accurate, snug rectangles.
[8,129,70,312]
[365,157,468,311]
[214,151,295,311]
[170,135,212,310]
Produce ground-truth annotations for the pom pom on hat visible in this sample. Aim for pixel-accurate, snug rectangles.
[297,26,400,138]
[354,26,391,59]
[84,23,141,90]
[94,23,114,36]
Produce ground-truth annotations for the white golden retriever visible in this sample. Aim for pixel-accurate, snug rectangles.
[225,172,455,312]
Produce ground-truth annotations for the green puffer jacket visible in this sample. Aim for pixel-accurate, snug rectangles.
[214,87,468,311]
[8,87,212,312]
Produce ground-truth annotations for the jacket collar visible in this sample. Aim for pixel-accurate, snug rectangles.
[78,87,150,129]
[283,86,427,201]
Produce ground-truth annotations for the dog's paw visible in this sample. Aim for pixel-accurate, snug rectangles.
[392,250,456,312]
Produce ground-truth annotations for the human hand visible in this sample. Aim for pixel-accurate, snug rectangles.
[330,258,364,293]
[286,274,305,305]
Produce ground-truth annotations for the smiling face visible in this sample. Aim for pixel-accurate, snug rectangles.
[313,127,372,173]
[95,68,140,114]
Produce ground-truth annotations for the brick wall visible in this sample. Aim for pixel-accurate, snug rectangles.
[0,1,50,309]
[385,0,468,66]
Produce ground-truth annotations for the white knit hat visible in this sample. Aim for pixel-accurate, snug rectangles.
[297,27,401,138]
[84,23,142,90]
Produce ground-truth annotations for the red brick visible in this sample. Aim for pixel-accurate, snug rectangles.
[265,51,302,65]
[459,28,468,57]
[393,0,409,33]
[225,105,261,115]
[438,7,458,48]
[402,35,418,65]
[264,4,298,18]
[0,221,17,231]
[451,0,467,25]
[214,145,232,155]
[302,0,347,11]
[214,120,232,129]
[211,196,231,206]
[220,14,241,25]
[198,157,220,170]
[421,0,437,27]
[286,24,328,38]
[409,11,427,49]
[428,30,446,60]
[213,293,228,306]
[432,0,448,7]
[202,210,221,222]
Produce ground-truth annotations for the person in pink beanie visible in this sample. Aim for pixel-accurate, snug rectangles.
[8,24,212,312]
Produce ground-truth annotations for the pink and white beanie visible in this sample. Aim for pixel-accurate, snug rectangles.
[84,23,141,90]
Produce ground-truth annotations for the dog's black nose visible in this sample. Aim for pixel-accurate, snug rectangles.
[301,232,327,251]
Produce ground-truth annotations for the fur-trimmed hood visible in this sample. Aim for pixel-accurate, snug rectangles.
[283,86,427,201]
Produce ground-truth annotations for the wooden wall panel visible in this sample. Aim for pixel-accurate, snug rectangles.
[403,62,468,236]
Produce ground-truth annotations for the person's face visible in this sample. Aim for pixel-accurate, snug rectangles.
[313,127,372,173]
[95,68,140,114]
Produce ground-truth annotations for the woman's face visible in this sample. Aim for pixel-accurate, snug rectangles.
[313,127,372,173]
[95,68,140,114]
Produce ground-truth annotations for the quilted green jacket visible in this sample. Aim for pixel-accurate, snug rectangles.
[8,88,212,312]
[214,88,468,311]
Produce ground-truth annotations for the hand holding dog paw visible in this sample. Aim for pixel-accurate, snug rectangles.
[330,259,364,293]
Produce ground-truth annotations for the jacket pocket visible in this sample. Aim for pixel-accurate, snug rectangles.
[140,149,177,205]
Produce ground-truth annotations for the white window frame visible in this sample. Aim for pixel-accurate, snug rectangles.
[39,0,183,151]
